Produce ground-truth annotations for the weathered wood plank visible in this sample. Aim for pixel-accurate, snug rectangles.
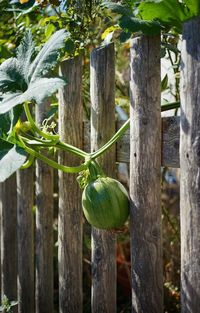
[35,101,54,313]
[58,56,83,313]
[90,43,116,313]
[161,117,180,168]
[180,17,200,313]
[17,168,34,313]
[0,176,17,310]
[129,36,163,313]
[83,116,180,168]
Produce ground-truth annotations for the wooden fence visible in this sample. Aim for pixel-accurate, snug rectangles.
[0,17,200,313]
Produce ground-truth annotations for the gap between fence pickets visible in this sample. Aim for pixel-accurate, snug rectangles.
[83,115,180,168]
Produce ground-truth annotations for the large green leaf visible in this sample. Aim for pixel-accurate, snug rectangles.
[0,140,27,182]
[0,105,23,138]
[0,77,66,113]
[103,0,200,35]
[28,29,69,83]
[102,1,132,15]
[0,112,11,137]
[0,29,68,114]
[0,92,24,114]
[119,15,162,35]
[184,0,200,16]
[23,77,67,105]
[16,30,35,84]
[0,57,25,92]
[138,0,188,25]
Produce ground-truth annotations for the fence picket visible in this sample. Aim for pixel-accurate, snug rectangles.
[35,101,54,313]
[180,17,200,312]
[17,168,34,313]
[58,56,83,313]
[1,33,200,313]
[0,176,17,311]
[129,35,163,313]
[90,43,116,313]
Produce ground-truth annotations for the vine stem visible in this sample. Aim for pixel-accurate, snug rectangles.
[91,100,180,160]
[20,154,35,169]
[22,100,180,170]
[91,118,130,160]
[23,102,88,158]
[18,135,87,173]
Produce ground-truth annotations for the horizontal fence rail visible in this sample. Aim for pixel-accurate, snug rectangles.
[83,116,180,168]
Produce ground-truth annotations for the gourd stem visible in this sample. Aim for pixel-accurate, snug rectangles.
[161,101,180,111]
[23,102,88,158]
[20,154,35,169]
[91,119,130,160]
[23,100,180,164]
[24,102,59,141]
[18,135,87,173]
[20,134,88,158]
[91,101,180,160]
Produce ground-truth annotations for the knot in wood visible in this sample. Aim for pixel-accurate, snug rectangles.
[151,226,160,239]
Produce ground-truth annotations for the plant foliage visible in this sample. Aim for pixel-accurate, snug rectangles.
[0,29,68,113]
[0,29,68,181]
[103,0,200,35]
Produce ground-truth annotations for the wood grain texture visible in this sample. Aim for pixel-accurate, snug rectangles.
[84,117,180,168]
[180,17,200,313]
[90,43,117,313]
[0,175,17,309]
[35,101,54,313]
[58,56,83,313]
[129,36,163,313]
[17,168,34,313]
[161,117,180,168]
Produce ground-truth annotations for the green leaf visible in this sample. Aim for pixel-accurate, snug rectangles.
[16,30,35,84]
[65,38,75,55]
[102,1,132,15]
[0,93,24,114]
[184,0,200,16]
[161,74,168,92]
[162,42,180,54]
[0,58,25,92]
[0,112,11,136]
[119,30,132,43]
[0,77,66,113]
[45,23,56,39]
[119,15,162,35]
[0,140,27,182]
[138,0,188,26]
[28,29,69,83]
[23,77,67,105]
[0,30,69,114]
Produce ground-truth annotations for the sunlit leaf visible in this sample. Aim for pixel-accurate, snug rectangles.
[0,140,27,182]
[16,30,35,83]
[184,0,200,16]
[0,57,25,92]
[0,93,24,114]
[23,77,67,105]
[28,29,69,82]
[138,0,188,26]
